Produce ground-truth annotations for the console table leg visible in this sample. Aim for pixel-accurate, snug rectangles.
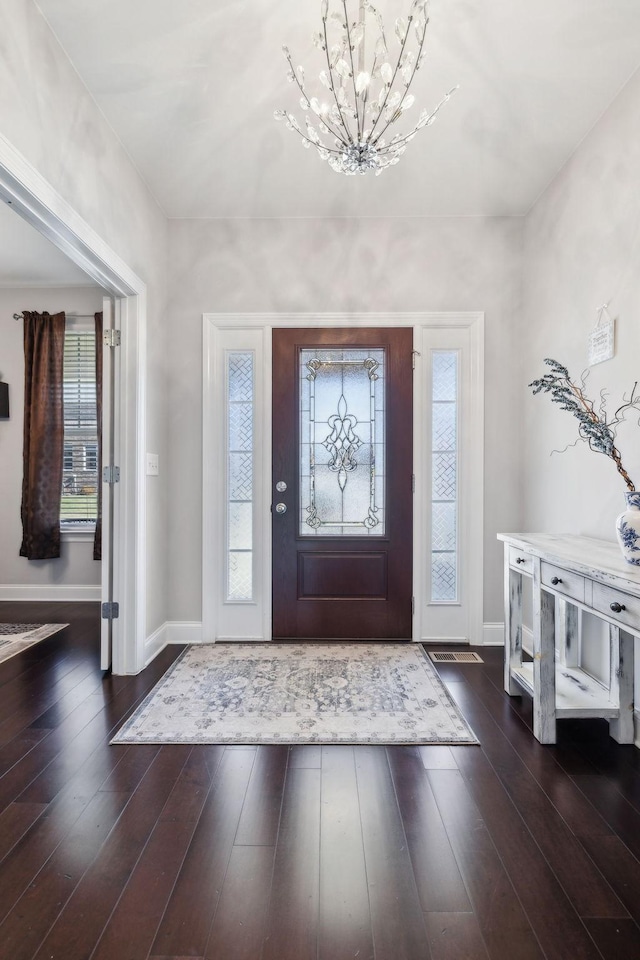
[609,627,635,744]
[533,574,556,744]
[504,561,522,696]
[558,598,579,669]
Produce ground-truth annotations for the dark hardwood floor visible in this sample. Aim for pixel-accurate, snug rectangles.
[1,602,640,959]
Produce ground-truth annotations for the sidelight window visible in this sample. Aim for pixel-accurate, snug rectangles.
[431,351,458,601]
[226,351,254,601]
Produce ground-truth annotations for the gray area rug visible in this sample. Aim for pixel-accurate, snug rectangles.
[0,623,67,664]
[112,643,478,745]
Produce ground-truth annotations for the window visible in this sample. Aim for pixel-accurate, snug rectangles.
[226,351,254,600]
[61,324,98,526]
[430,350,459,601]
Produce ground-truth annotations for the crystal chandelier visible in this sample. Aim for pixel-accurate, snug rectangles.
[275,0,457,176]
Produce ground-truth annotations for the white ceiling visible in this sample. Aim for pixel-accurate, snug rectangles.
[33,0,640,218]
[0,199,95,286]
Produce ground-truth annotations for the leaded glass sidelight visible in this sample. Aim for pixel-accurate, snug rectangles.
[226,352,254,600]
[299,348,385,536]
[431,351,458,601]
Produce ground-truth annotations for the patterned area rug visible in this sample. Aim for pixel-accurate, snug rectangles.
[112,643,478,746]
[0,623,67,664]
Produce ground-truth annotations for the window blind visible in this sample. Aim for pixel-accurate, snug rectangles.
[61,327,98,524]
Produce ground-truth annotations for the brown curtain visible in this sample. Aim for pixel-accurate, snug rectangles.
[20,311,66,560]
[93,312,103,560]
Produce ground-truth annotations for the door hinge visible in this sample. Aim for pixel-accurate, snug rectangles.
[102,465,120,484]
[103,329,121,348]
[101,601,119,620]
[412,474,415,494]
[411,349,421,370]
[412,596,415,616]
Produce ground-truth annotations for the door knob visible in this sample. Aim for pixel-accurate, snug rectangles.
[275,502,287,515]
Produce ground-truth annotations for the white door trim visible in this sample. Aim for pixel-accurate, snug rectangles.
[203,312,484,644]
[0,132,147,674]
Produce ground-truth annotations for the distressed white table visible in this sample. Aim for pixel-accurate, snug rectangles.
[498,533,639,745]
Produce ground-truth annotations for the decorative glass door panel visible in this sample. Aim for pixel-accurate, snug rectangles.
[272,328,412,640]
[299,348,385,536]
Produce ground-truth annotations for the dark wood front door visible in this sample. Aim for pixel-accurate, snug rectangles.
[272,327,413,639]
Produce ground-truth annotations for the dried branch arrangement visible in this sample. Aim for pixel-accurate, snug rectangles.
[529,358,640,491]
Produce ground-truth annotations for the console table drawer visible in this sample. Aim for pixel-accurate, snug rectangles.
[540,562,584,603]
[592,582,640,632]
[509,547,534,575]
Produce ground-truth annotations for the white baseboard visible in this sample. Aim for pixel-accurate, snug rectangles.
[482,623,505,646]
[144,621,168,667]
[143,621,203,667]
[0,584,101,602]
[166,622,203,645]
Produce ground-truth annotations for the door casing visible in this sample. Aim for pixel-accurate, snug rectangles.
[0,131,148,675]
[203,312,485,646]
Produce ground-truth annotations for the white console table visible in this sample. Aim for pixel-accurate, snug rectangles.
[498,533,640,745]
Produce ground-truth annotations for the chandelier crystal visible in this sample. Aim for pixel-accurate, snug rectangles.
[275,0,457,176]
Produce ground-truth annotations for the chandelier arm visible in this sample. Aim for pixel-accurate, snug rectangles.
[375,86,456,153]
[342,0,364,141]
[285,46,348,145]
[322,14,355,145]
[371,16,428,145]
[367,14,414,142]
[289,126,345,156]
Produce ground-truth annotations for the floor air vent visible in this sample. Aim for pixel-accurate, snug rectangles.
[429,651,484,663]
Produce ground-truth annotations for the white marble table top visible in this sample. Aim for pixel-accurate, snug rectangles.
[497,533,640,595]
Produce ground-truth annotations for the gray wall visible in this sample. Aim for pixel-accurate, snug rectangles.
[522,66,640,680]
[523,66,640,547]
[167,215,524,627]
[0,0,170,634]
[0,286,103,592]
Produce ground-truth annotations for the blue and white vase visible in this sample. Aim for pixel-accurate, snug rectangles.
[616,491,640,565]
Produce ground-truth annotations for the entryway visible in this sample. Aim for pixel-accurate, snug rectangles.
[202,312,485,646]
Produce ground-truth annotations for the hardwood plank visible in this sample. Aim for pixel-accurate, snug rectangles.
[287,744,322,768]
[442,750,605,959]
[0,790,130,960]
[425,912,490,960]
[584,918,640,960]
[92,819,200,960]
[0,659,99,743]
[354,746,430,960]
[31,746,193,960]
[98,743,161,792]
[447,678,628,919]
[204,845,275,960]
[234,745,288,846]
[160,746,225,823]
[13,648,180,806]
[0,800,47,861]
[579,834,640,928]
[318,746,373,960]
[387,747,471,913]
[571,774,640,862]
[150,749,256,958]
[449,665,615,837]
[92,747,222,960]
[427,769,545,960]
[419,745,459,770]
[262,767,321,960]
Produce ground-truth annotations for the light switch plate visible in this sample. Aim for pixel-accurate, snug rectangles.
[146,453,159,476]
